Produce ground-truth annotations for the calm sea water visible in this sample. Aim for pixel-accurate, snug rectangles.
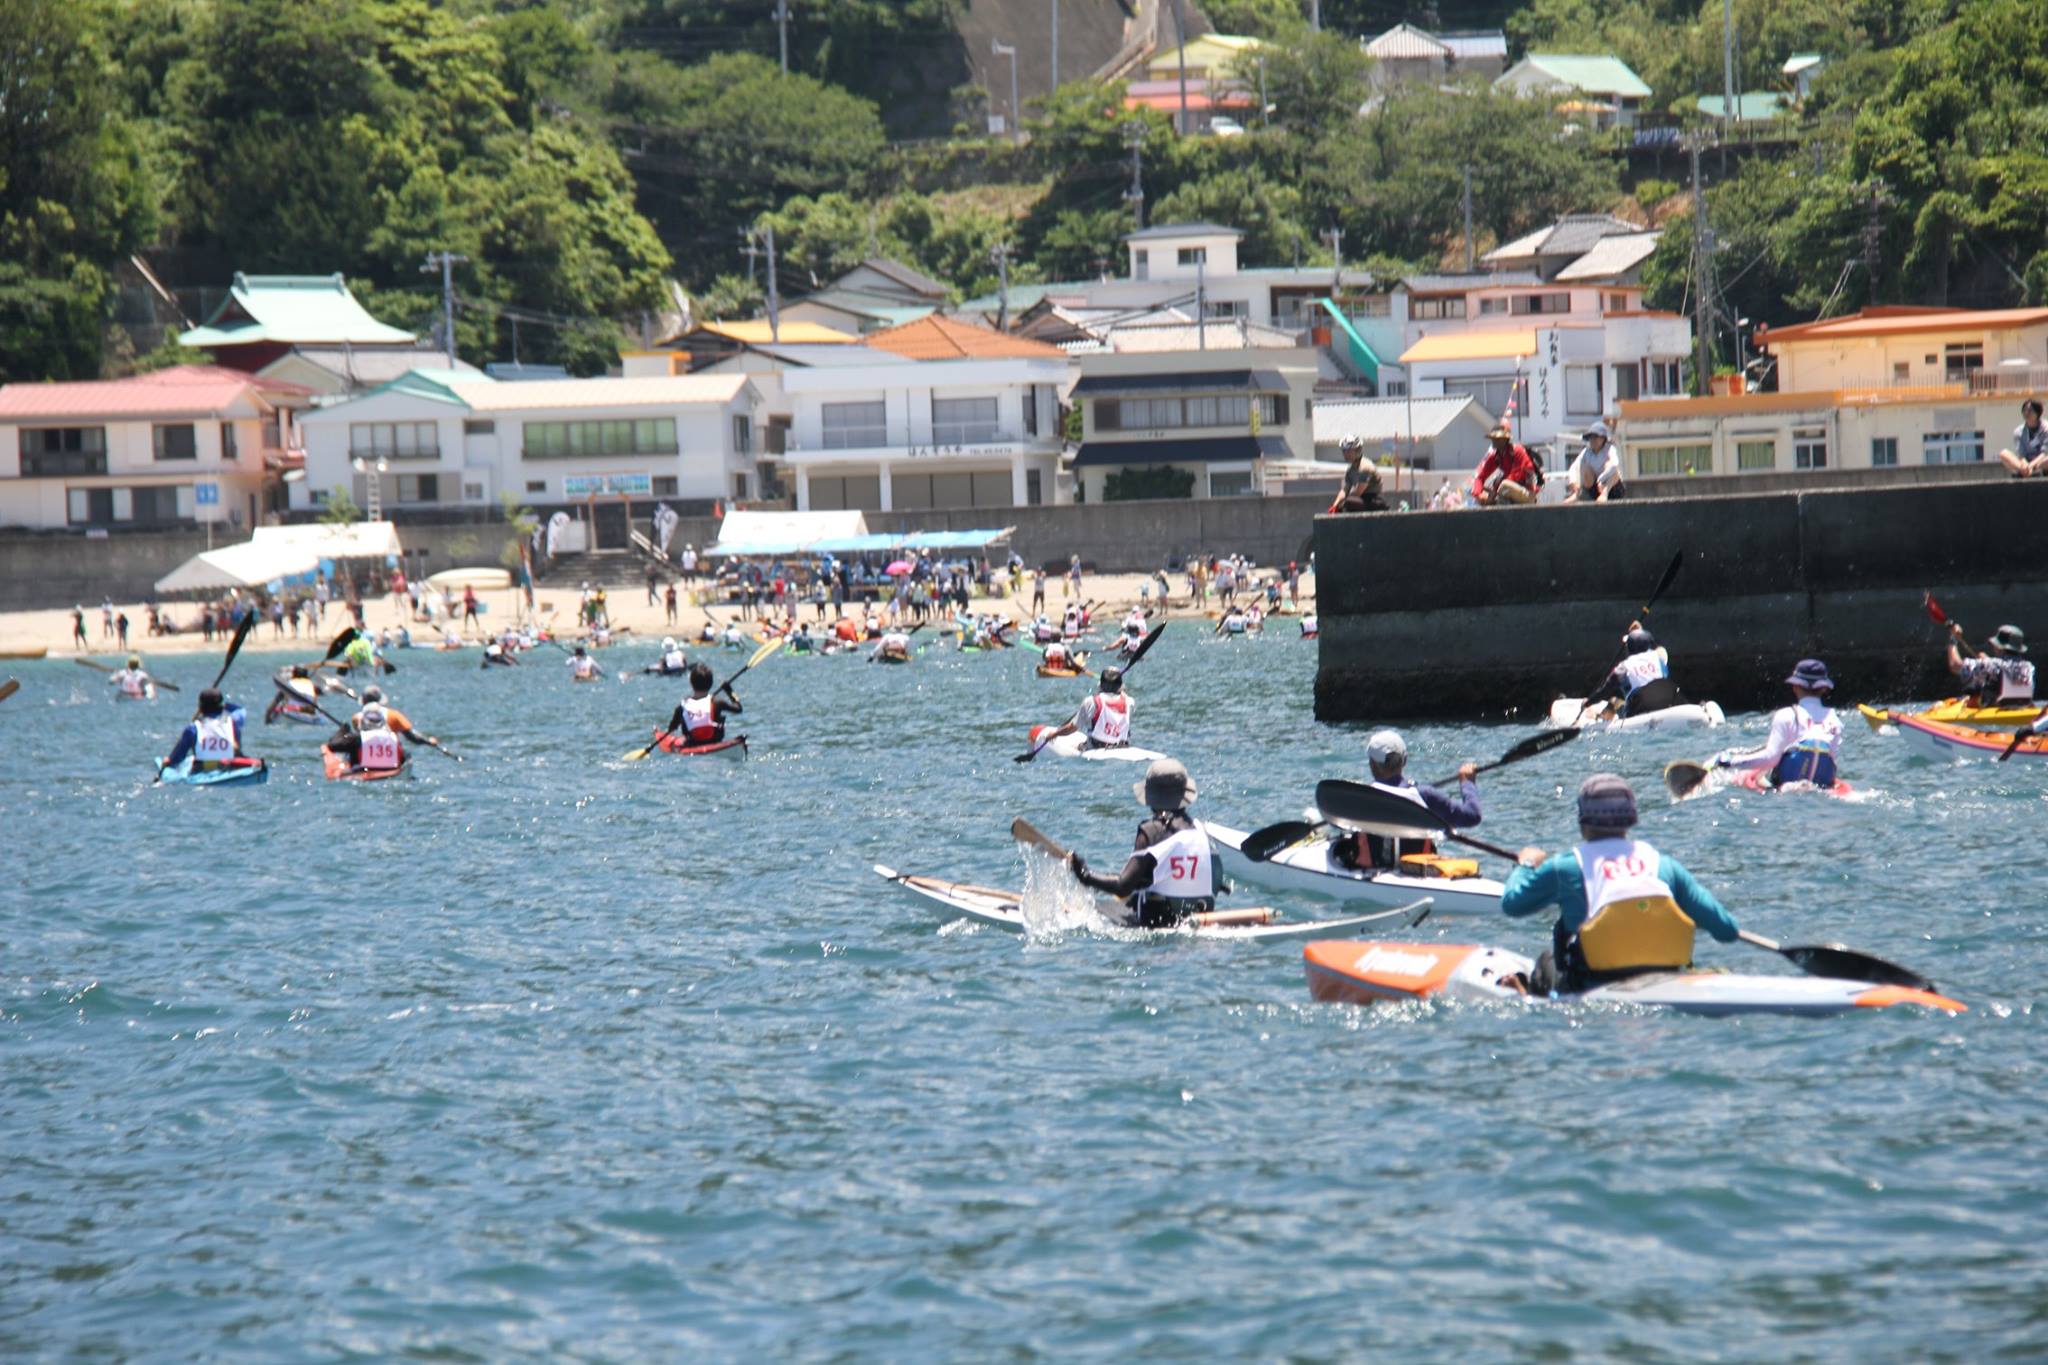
[3,631,2043,1360]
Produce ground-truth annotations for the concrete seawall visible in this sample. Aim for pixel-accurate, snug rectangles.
[1313,481,2048,721]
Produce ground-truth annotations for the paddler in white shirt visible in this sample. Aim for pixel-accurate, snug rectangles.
[328,702,406,773]
[161,688,249,773]
[1062,602,1084,640]
[1041,666,1132,750]
[568,644,601,680]
[108,655,155,700]
[664,663,741,744]
[1299,610,1319,639]
[875,626,913,662]
[1120,607,1147,651]
[1713,658,1844,787]
[1067,759,1215,928]
[481,636,517,667]
[1042,637,1080,672]
[1218,605,1249,636]
[1947,623,2034,706]
[645,635,688,676]
[1581,625,1684,721]
[1033,613,1058,644]
[265,664,319,723]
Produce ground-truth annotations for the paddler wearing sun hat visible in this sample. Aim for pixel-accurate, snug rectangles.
[1947,622,2034,707]
[1712,658,1844,788]
[1500,773,1741,995]
[1068,758,1215,928]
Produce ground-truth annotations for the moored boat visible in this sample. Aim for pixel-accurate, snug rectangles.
[1303,940,1965,1015]
[1201,821,1505,914]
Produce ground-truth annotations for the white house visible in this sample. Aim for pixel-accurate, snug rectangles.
[768,315,1068,512]
[1312,394,1496,471]
[0,365,307,532]
[1495,54,1653,129]
[294,371,763,539]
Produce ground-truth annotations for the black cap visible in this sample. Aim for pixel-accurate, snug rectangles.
[198,688,224,715]
[1099,667,1123,693]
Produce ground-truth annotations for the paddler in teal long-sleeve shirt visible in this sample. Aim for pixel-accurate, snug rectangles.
[1500,773,1740,996]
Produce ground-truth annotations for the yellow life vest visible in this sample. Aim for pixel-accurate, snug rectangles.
[1574,838,1696,972]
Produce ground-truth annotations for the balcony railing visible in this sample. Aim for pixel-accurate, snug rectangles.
[798,430,1042,455]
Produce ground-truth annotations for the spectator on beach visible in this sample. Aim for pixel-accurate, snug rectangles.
[1066,554,1082,599]
[665,582,679,625]
[1031,568,1046,612]
[1565,422,1626,503]
[1997,400,2047,478]
[463,585,480,633]
[102,597,114,639]
[72,605,88,648]
[115,612,130,648]
[270,599,286,637]
[313,575,329,624]
[680,545,698,583]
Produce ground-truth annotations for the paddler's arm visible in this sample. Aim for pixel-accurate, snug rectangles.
[1069,850,1155,897]
[1715,708,1797,771]
[1662,857,1740,942]
[164,725,198,768]
[715,693,742,717]
[1501,852,1582,923]
[1419,767,1481,828]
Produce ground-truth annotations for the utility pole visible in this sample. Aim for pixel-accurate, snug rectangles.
[1196,256,1207,351]
[1461,167,1475,272]
[1861,180,1892,300]
[991,241,1012,332]
[1689,139,1715,395]
[1310,0,1321,31]
[1323,227,1343,301]
[762,225,781,342]
[1050,0,1059,92]
[992,38,1021,144]
[774,0,791,74]
[1171,0,1190,135]
[740,230,761,286]
[1122,120,1147,230]
[1256,57,1269,127]
[1720,0,1736,172]
[420,250,468,367]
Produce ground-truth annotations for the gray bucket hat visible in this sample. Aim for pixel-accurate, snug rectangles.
[1577,772,1639,831]
[1134,758,1197,810]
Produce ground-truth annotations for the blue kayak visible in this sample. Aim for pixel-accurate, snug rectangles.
[158,757,269,788]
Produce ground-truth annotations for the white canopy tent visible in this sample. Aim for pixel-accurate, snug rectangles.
[155,521,404,595]
[704,510,867,558]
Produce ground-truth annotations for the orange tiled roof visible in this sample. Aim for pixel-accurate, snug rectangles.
[1760,305,2048,346]
[0,365,310,421]
[863,315,1064,361]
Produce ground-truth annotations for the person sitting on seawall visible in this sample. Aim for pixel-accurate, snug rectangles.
[1713,658,1844,788]
[1044,666,1133,751]
[1581,624,1686,720]
[645,636,688,676]
[1327,435,1388,514]
[1997,399,2047,478]
[328,702,407,774]
[162,688,251,773]
[1470,426,1541,506]
[108,655,154,700]
[666,663,741,745]
[568,644,601,680]
[1564,421,1625,502]
[1331,730,1481,871]
[1068,759,1216,929]
[1500,773,1741,996]
[1948,623,2034,706]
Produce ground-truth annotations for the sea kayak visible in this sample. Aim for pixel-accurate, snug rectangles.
[874,865,1414,942]
[649,729,748,758]
[1202,821,1505,914]
[1035,665,1089,679]
[158,756,269,788]
[1859,699,2041,732]
[112,686,157,702]
[1303,940,1964,1015]
[1894,712,2048,763]
[321,745,412,782]
[1028,729,1167,764]
[1548,698,1726,732]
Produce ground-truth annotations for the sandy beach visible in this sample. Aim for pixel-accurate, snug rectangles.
[0,569,1317,674]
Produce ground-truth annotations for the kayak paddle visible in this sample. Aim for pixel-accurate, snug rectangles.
[1014,621,1165,763]
[1663,758,1715,799]
[1242,728,1578,863]
[74,656,183,693]
[1997,709,2045,762]
[0,678,17,703]
[211,610,257,690]
[624,637,778,761]
[1011,816,1068,860]
[1313,779,1518,857]
[1568,551,1685,723]
[1922,590,1983,653]
[1737,930,1937,991]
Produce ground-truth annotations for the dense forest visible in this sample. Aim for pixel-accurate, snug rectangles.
[2,0,2044,384]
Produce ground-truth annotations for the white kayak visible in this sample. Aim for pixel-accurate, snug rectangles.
[1031,729,1167,764]
[1548,698,1725,732]
[1304,940,1965,1016]
[873,865,1417,942]
[1201,821,1505,915]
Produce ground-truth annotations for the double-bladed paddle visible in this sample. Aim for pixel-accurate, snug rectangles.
[1567,550,1685,723]
[211,610,256,690]
[624,637,778,761]
[0,678,17,704]
[1013,621,1165,763]
[1734,931,1936,991]
[1241,729,1578,862]
[1663,758,1716,800]
[1998,709,2045,762]
[74,656,183,693]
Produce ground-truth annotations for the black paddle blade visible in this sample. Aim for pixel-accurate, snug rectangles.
[1664,759,1714,800]
[1642,550,1685,615]
[1492,727,1579,769]
[1313,779,1442,837]
[1241,820,1320,863]
[1779,943,1936,992]
[323,626,359,661]
[212,611,258,689]
[1125,621,1167,668]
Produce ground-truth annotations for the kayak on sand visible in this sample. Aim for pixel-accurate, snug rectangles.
[1858,699,2040,732]
[1026,727,1167,764]
[321,745,412,782]
[158,756,269,788]
[1893,712,2048,763]
[1201,821,1505,914]
[1547,698,1725,732]
[873,865,1425,942]
[1303,940,1965,1015]
[648,728,748,758]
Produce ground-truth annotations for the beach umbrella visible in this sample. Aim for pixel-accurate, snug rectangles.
[884,560,913,576]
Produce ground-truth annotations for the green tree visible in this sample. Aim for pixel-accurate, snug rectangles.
[1153,166,1312,267]
[1200,0,1310,40]
[1243,31,1372,135]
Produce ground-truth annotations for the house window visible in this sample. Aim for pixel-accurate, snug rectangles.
[1793,426,1828,469]
[1134,249,1150,281]
[67,488,116,524]
[1025,469,1043,505]
[525,480,547,493]
[732,473,750,499]
[1646,361,1683,396]
[1478,297,1509,315]
[20,426,107,476]
[652,476,678,496]
[1637,443,1712,476]
[394,474,439,503]
[1611,365,1640,401]
[1563,366,1602,415]
[1022,389,1039,437]
[1444,377,1520,418]
[1510,292,1572,315]
[1093,398,1122,432]
[730,414,752,455]
[350,421,439,459]
[153,424,197,461]
[1892,363,1911,384]
[523,418,676,458]
[1942,343,1983,384]
[821,401,887,450]
[1209,468,1255,497]
[1257,394,1289,426]
[1203,299,1246,319]
[131,486,182,522]
[1178,247,1207,266]
[1922,430,1984,464]
[931,397,999,445]
[1871,437,1899,467]
[1381,378,1408,398]
[1605,293,1629,312]
[462,481,484,500]
[221,423,238,460]
[463,419,495,435]
[1736,438,1776,470]
[1344,296,1392,318]
[1410,297,1466,321]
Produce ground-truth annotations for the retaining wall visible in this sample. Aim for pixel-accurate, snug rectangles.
[1313,480,2048,721]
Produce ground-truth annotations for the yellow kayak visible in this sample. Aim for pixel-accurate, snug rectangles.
[1859,699,2043,732]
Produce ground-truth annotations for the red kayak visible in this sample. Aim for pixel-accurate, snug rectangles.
[650,729,748,758]
[321,745,412,782]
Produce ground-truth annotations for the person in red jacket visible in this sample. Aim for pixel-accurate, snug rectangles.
[1471,426,1540,505]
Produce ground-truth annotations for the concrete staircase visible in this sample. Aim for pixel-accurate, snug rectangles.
[534,548,679,592]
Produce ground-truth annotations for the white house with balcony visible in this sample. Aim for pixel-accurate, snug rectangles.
[0,365,307,532]
[770,315,1069,512]
[294,371,763,540]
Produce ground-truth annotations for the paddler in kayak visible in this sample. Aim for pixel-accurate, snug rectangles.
[108,655,155,700]
[698,619,718,645]
[265,664,320,723]
[1580,624,1685,721]
[161,688,250,773]
[789,622,817,654]
[480,636,518,667]
[644,636,688,676]
[568,644,601,681]
[1119,607,1147,652]
[666,662,741,745]
[1032,613,1058,645]
[326,702,407,774]
[1713,658,1844,787]
[1040,666,1132,750]
[339,685,439,750]
[1217,605,1250,636]
[1299,610,1319,639]
[874,625,913,663]
[1331,730,1481,871]
[1501,773,1741,995]
[335,629,382,676]
[1948,623,2034,706]
[1067,759,1215,928]
[1061,601,1085,641]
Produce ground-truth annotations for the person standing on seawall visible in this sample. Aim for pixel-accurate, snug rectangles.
[1997,400,2047,478]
